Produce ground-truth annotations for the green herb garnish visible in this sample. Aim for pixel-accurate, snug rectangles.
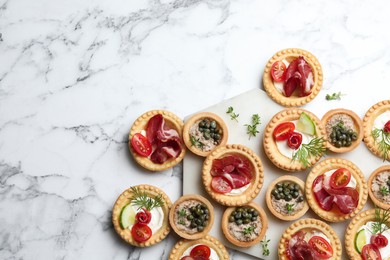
[371,207,390,234]
[286,203,295,213]
[380,186,390,196]
[325,92,344,101]
[242,225,255,236]
[260,236,271,256]
[291,137,326,167]
[177,209,187,217]
[190,135,204,149]
[244,114,261,139]
[372,128,390,161]
[130,186,164,211]
[226,106,239,122]
[178,219,186,225]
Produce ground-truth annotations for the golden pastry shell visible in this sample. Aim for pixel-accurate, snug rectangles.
[278,218,342,260]
[112,184,172,247]
[169,194,214,240]
[221,202,268,247]
[263,48,323,107]
[263,108,327,172]
[363,100,390,161]
[368,165,390,210]
[266,175,309,221]
[183,112,228,157]
[168,235,230,260]
[321,108,363,153]
[129,110,186,171]
[305,158,368,222]
[202,144,264,206]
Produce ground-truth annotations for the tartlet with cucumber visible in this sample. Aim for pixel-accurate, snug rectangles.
[112,184,171,247]
[263,108,327,172]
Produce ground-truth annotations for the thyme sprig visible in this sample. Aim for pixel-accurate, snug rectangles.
[371,207,390,235]
[291,137,326,167]
[190,135,204,149]
[130,186,164,211]
[242,225,255,235]
[286,203,295,213]
[245,114,261,140]
[379,186,390,196]
[260,236,271,256]
[226,106,239,122]
[177,209,187,217]
[371,128,390,161]
[325,92,345,101]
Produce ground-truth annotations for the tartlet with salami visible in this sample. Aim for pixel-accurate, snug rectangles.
[129,110,186,171]
[221,202,268,247]
[263,48,323,107]
[278,218,342,260]
[266,176,309,221]
[169,235,230,260]
[263,108,326,172]
[363,100,390,161]
[368,165,390,210]
[183,112,228,157]
[169,194,214,240]
[305,158,368,222]
[321,108,363,153]
[112,184,171,247]
[345,208,390,260]
[202,144,264,206]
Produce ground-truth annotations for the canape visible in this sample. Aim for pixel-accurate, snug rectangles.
[368,165,390,210]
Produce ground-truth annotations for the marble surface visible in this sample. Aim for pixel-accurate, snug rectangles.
[1,0,390,259]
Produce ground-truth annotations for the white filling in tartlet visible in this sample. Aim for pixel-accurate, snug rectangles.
[373,111,390,131]
[371,171,390,204]
[181,244,219,260]
[128,205,164,234]
[189,120,218,152]
[226,183,250,196]
[358,221,390,258]
[323,169,357,189]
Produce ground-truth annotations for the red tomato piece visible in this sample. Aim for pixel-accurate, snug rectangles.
[308,236,333,259]
[180,257,195,260]
[131,223,152,243]
[131,133,152,157]
[384,120,390,133]
[273,122,295,141]
[190,245,211,259]
[361,244,382,260]
[371,234,389,249]
[329,168,351,189]
[287,132,302,150]
[135,209,152,225]
[211,176,233,194]
[271,61,287,82]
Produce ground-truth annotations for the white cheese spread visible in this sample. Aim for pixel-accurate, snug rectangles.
[358,221,390,259]
[323,169,357,189]
[226,183,250,196]
[128,204,164,234]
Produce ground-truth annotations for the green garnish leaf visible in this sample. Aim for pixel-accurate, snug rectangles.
[371,207,390,234]
[177,209,187,217]
[242,224,255,235]
[130,186,164,211]
[325,92,344,101]
[190,135,204,149]
[286,203,294,213]
[178,219,186,225]
[291,137,326,167]
[226,106,239,122]
[380,186,390,196]
[372,128,390,161]
[244,114,261,140]
[260,236,271,256]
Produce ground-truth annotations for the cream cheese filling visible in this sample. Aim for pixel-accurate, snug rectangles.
[358,221,390,259]
[128,204,164,234]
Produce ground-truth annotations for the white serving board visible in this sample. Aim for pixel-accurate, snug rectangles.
[183,88,387,259]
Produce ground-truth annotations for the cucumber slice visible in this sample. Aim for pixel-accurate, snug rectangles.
[297,112,316,135]
[355,229,366,254]
[120,204,136,229]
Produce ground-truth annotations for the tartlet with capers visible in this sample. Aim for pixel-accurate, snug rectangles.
[183,112,228,157]
[169,194,214,240]
[368,165,390,210]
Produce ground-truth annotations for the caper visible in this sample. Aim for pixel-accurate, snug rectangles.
[288,183,295,191]
[283,182,289,188]
[214,134,221,140]
[210,121,217,129]
[195,219,202,225]
[203,221,208,226]
[205,215,209,220]
[386,180,390,186]
[285,194,292,201]
[247,213,252,219]
[197,226,204,232]
[199,121,205,128]
[237,208,243,212]
[297,196,304,203]
[346,140,352,147]
[187,215,194,220]
[204,132,210,140]
[292,191,299,198]
[276,183,283,189]
[330,132,336,139]
[294,184,300,191]
[204,209,209,215]
[210,133,215,139]
[243,219,251,224]
[252,211,258,217]
[283,189,290,195]
[205,121,211,128]
[251,217,257,221]
[278,187,283,192]
[275,194,282,200]
[236,219,243,225]
[229,216,235,222]
[280,193,285,200]
[235,212,242,219]
[352,132,358,141]
[336,141,342,148]
[190,222,197,228]
[242,212,248,218]
[272,189,279,196]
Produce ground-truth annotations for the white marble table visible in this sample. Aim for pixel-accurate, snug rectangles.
[1,0,390,259]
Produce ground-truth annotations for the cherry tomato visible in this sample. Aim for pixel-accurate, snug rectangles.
[180,257,195,260]
[271,61,287,82]
[211,176,233,194]
[361,244,382,260]
[371,234,388,249]
[329,168,351,189]
[384,120,390,133]
[287,132,302,150]
[273,122,295,141]
[190,245,211,259]
[131,223,152,243]
[308,236,333,259]
[131,133,152,157]
[135,209,152,225]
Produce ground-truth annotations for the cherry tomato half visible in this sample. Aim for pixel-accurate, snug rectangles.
[308,236,333,259]
[190,245,211,259]
[287,132,302,150]
[273,122,295,141]
[271,61,287,82]
[135,209,152,225]
[384,120,390,133]
[131,133,152,157]
[361,244,382,260]
[371,234,388,249]
[180,257,195,260]
[211,176,233,194]
[329,168,351,189]
[131,223,152,243]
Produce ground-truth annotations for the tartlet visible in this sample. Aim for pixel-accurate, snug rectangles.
[169,235,230,260]
[263,48,323,107]
[112,184,172,247]
[221,202,268,247]
[278,218,342,260]
[321,108,363,153]
[129,110,186,171]
[266,176,309,221]
[169,194,214,240]
[368,165,390,210]
[305,158,368,222]
[363,100,390,161]
[202,144,264,206]
[263,108,327,172]
[183,112,228,157]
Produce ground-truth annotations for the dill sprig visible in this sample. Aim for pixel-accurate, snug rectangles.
[372,128,390,161]
[190,135,204,149]
[130,186,164,211]
[260,236,271,256]
[244,114,261,140]
[371,207,390,234]
[226,106,239,122]
[325,92,344,101]
[291,137,326,167]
